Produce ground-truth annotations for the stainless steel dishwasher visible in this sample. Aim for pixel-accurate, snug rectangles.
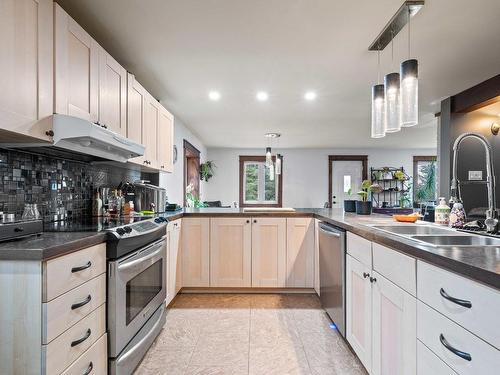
[318,221,346,337]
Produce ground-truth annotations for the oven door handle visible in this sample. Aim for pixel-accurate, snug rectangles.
[118,244,164,271]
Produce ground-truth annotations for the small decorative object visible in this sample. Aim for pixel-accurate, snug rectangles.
[449,202,466,228]
[382,167,393,180]
[343,188,356,213]
[394,169,406,181]
[356,180,373,215]
[435,197,451,225]
[394,213,419,223]
[200,161,216,182]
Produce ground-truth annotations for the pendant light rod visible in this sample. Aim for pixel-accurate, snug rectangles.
[368,0,424,51]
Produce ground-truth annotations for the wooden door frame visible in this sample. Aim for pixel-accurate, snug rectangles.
[328,155,368,208]
[183,139,201,206]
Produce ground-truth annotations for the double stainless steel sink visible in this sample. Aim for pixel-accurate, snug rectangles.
[371,224,500,247]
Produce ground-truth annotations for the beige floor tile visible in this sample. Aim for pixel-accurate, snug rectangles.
[293,309,335,334]
[154,321,201,347]
[249,342,310,375]
[184,364,248,375]
[203,314,250,334]
[283,294,322,309]
[301,332,362,369]
[134,344,194,375]
[250,312,300,347]
[190,331,249,367]
[311,366,368,375]
[250,293,288,309]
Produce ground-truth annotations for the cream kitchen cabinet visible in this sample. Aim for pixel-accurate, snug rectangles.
[314,219,320,295]
[127,73,147,165]
[181,217,210,287]
[346,254,372,372]
[0,0,53,142]
[251,217,287,287]
[286,218,314,288]
[143,94,161,169]
[158,107,174,172]
[210,218,252,287]
[98,47,127,135]
[54,3,99,122]
[346,233,417,375]
[166,219,182,305]
[371,271,416,375]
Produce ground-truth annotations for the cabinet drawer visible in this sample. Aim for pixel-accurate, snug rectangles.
[346,232,372,267]
[60,333,107,375]
[43,243,106,301]
[43,274,106,344]
[372,243,415,295]
[417,261,500,350]
[43,303,106,375]
[417,301,500,375]
[417,340,457,375]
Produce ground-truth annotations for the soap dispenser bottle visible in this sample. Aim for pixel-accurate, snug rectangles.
[449,202,466,228]
[435,197,451,225]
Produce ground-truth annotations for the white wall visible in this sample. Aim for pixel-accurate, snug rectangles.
[205,148,437,208]
[158,117,207,204]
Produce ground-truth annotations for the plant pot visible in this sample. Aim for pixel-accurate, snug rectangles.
[344,200,356,212]
[356,201,372,215]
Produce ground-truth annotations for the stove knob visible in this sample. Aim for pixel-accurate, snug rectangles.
[124,226,132,233]
[116,228,126,236]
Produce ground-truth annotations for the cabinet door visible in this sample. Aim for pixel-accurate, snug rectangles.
[174,221,183,294]
[181,218,209,287]
[0,0,53,141]
[286,218,314,287]
[143,95,160,169]
[54,3,98,122]
[210,218,252,287]
[126,73,146,166]
[314,219,320,295]
[157,107,174,172]
[251,218,286,287]
[166,219,181,305]
[372,271,416,375]
[98,48,126,135]
[346,254,372,373]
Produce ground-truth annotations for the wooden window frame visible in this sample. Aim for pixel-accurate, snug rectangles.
[239,155,283,208]
[413,155,437,205]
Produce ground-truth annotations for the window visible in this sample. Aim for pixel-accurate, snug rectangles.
[239,156,282,207]
[413,156,437,206]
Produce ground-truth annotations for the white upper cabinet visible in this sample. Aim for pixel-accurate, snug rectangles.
[126,73,146,165]
[98,47,126,135]
[158,107,174,172]
[54,3,99,122]
[0,0,53,141]
[143,95,160,169]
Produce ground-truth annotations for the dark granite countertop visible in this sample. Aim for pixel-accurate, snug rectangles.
[0,232,107,261]
[1,207,499,291]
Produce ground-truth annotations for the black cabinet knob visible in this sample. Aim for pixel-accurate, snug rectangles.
[253,219,257,223]
[45,130,54,137]
[363,272,370,279]
[370,277,377,283]
[246,220,250,223]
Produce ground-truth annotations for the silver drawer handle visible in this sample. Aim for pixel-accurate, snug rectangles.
[70,328,91,347]
[71,295,92,310]
[439,334,472,361]
[83,361,93,375]
[71,261,92,273]
[440,288,472,308]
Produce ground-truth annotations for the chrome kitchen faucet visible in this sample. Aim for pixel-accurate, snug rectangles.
[450,132,498,233]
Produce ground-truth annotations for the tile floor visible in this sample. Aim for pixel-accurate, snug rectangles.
[134,293,367,375]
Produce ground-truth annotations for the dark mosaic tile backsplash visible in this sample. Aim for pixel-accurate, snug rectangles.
[0,148,155,222]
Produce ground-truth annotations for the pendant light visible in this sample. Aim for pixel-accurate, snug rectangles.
[384,32,401,133]
[269,163,275,181]
[265,147,272,167]
[275,154,282,175]
[400,6,418,127]
[371,49,386,138]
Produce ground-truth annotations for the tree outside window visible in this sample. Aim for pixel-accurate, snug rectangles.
[413,156,437,206]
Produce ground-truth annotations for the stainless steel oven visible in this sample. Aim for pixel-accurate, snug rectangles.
[106,217,168,375]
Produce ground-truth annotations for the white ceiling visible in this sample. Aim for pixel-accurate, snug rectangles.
[56,0,500,149]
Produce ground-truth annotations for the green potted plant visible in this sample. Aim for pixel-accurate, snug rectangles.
[343,188,356,212]
[356,180,373,215]
[200,161,216,182]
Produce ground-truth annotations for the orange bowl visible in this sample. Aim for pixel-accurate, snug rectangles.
[393,214,419,223]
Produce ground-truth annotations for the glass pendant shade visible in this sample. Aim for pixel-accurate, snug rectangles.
[269,163,275,181]
[371,84,386,138]
[400,59,418,127]
[265,147,272,167]
[275,154,282,175]
[384,72,401,133]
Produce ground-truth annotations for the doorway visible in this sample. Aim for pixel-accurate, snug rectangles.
[183,140,201,206]
[328,155,368,208]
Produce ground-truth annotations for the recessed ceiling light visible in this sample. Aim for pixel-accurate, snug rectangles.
[256,91,269,101]
[208,91,221,101]
[304,91,317,101]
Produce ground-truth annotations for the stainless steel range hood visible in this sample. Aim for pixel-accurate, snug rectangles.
[50,114,144,162]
